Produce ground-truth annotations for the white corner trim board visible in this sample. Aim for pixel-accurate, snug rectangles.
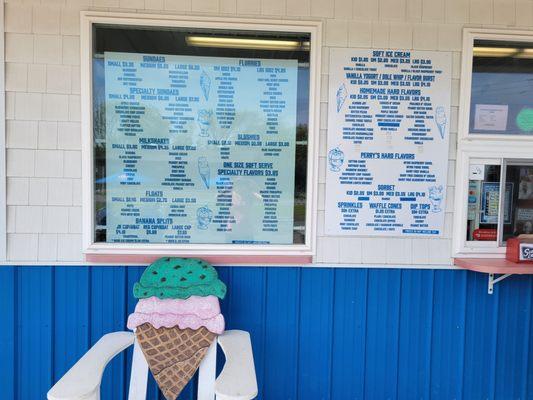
[0,3,6,261]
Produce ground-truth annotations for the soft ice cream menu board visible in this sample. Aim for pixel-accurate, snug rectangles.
[104,52,297,244]
[325,49,452,236]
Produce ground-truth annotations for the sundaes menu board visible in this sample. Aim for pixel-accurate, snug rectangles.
[325,49,452,236]
[104,52,297,244]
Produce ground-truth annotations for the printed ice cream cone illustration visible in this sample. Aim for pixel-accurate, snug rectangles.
[196,206,213,230]
[435,106,447,139]
[197,109,213,137]
[428,185,444,213]
[200,71,211,101]
[198,157,210,189]
[328,147,344,172]
[336,83,347,112]
[128,258,227,400]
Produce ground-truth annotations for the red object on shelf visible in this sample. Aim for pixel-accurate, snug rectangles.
[473,228,497,241]
[454,257,533,274]
[506,237,533,263]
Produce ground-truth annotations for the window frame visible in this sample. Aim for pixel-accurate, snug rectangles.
[454,29,533,258]
[80,11,322,260]
[459,28,533,142]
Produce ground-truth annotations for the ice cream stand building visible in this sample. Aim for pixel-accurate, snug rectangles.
[1,0,533,398]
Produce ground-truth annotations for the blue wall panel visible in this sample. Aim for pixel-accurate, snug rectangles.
[494,276,532,400]
[365,269,401,400]
[330,268,367,400]
[263,268,300,400]
[397,269,433,400]
[0,266,15,399]
[17,267,54,399]
[1,266,533,400]
[91,267,128,400]
[54,266,91,382]
[430,270,467,400]
[297,269,334,399]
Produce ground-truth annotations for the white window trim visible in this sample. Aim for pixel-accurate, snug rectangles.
[459,27,533,143]
[453,28,533,258]
[80,11,322,258]
[453,145,533,258]
[0,3,5,261]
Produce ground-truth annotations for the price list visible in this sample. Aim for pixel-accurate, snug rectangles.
[325,49,452,236]
[104,52,298,244]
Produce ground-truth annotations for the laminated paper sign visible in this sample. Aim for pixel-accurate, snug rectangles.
[473,104,508,131]
[325,49,452,236]
[104,52,297,244]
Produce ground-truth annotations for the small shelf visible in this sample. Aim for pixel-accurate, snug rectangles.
[454,258,533,274]
[454,258,533,294]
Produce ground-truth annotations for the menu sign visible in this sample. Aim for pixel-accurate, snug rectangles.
[325,49,452,236]
[104,52,297,244]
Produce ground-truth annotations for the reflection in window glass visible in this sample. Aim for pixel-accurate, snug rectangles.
[502,164,533,242]
[469,39,533,135]
[466,164,501,241]
[92,25,311,245]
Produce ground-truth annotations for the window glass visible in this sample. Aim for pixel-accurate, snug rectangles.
[466,164,502,241]
[469,39,533,136]
[502,163,533,242]
[92,24,311,245]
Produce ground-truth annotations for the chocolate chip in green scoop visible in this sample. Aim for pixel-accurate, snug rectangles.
[133,257,227,300]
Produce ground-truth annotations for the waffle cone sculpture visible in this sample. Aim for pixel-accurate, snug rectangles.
[127,258,226,400]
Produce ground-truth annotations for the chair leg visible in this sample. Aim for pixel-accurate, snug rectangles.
[128,340,149,400]
[197,339,217,400]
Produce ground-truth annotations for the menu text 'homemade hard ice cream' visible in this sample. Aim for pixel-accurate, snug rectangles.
[127,257,226,400]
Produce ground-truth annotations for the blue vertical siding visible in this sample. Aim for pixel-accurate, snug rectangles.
[263,268,300,400]
[430,270,468,400]
[462,271,498,400]
[397,270,434,400]
[365,269,401,400]
[298,269,334,399]
[1,266,533,400]
[17,267,54,399]
[330,269,367,400]
[0,266,15,399]
[495,277,532,399]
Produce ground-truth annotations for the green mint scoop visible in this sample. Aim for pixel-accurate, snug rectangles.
[133,257,227,300]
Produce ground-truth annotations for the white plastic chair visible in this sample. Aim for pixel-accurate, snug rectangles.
[47,330,258,400]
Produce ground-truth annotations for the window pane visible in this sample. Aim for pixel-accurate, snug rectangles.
[466,164,501,241]
[92,24,310,245]
[469,39,533,136]
[502,164,533,242]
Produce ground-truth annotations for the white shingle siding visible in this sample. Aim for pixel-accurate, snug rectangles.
[4,0,533,263]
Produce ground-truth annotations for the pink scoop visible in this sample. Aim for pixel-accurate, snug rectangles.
[127,312,225,334]
[134,295,220,319]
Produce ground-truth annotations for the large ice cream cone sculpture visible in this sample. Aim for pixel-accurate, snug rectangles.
[127,258,226,400]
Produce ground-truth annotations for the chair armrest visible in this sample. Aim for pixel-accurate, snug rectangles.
[215,330,258,400]
[48,332,134,400]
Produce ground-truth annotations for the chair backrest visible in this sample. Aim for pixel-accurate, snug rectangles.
[127,337,218,400]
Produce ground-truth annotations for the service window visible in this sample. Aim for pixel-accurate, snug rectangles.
[502,162,533,240]
[454,29,533,257]
[464,161,502,244]
[81,13,321,258]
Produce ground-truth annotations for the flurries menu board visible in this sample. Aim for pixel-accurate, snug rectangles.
[325,49,452,236]
[104,52,297,244]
